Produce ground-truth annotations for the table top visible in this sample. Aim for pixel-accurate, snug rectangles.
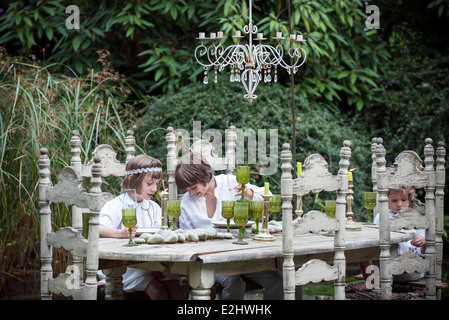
[98,225,414,265]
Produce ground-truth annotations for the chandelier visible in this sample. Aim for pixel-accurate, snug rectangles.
[194,0,307,103]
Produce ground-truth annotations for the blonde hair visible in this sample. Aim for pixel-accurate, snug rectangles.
[175,152,214,190]
[121,154,162,193]
[387,188,416,204]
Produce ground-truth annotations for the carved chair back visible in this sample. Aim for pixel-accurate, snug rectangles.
[165,126,237,200]
[372,137,445,299]
[281,140,351,300]
[39,130,136,300]
[374,138,446,300]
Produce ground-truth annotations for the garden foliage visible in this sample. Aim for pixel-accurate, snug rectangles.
[1,0,389,111]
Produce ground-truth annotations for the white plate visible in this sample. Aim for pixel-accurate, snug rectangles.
[136,227,160,235]
[212,221,255,229]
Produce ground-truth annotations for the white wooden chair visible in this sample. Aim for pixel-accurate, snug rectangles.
[39,130,136,300]
[372,137,446,299]
[166,125,267,296]
[281,140,351,300]
[166,126,237,200]
[39,150,114,299]
[435,141,447,299]
[374,138,445,300]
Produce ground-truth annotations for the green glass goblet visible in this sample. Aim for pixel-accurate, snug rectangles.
[233,200,249,245]
[363,192,377,224]
[122,208,137,246]
[236,166,250,199]
[250,201,264,234]
[325,200,336,218]
[167,200,181,230]
[324,200,337,236]
[122,189,138,246]
[269,194,281,220]
[221,201,235,232]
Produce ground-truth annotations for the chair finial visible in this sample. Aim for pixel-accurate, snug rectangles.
[437,141,446,161]
[91,156,103,194]
[125,129,136,162]
[282,143,290,150]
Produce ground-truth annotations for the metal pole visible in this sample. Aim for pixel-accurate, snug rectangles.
[287,0,297,178]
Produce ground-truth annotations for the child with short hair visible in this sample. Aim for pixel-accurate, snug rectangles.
[99,154,184,300]
[175,152,283,300]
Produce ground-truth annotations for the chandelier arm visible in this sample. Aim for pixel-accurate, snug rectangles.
[219,45,248,67]
[194,44,249,68]
[255,44,283,67]
[267,46,307,70]
[256,44,306,70]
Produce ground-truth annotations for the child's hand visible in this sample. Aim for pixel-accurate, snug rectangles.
[230,184,254,199]
[410,236,425,247]
[119,225,138,238]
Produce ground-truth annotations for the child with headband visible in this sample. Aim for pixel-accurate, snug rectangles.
[99,154,184,299]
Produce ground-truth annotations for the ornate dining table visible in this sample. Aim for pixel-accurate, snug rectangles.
[98,224,415,300]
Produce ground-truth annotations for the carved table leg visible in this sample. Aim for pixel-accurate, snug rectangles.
[103,267,126,300]
[188,262,216,300]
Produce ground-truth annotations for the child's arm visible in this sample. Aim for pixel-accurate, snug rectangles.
[99,224,137,238]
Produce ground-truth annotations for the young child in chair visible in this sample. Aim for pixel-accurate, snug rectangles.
[99,154,184,300]
[377,188,426,256]
[357,188,426,291]
[175,152,283,300]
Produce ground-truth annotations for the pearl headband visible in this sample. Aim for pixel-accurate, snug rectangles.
[126,167,162,176]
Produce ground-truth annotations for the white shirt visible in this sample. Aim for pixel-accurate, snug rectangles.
[99,193,164,292]
[179,174,266,229]
[99,193,162,229]
[374,210,425,257]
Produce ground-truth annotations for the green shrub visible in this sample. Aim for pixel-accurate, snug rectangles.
[0,0,388,111]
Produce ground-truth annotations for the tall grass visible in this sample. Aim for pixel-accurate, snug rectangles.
[0,47,140,291]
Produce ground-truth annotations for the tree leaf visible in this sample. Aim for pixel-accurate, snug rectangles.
[155,68,164,82]
[45,27,53,41]
[336,71,350,79]
[42,6,55,16]
[126,26,135,38]
[72,34,82,51]
[350,72,357,85]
